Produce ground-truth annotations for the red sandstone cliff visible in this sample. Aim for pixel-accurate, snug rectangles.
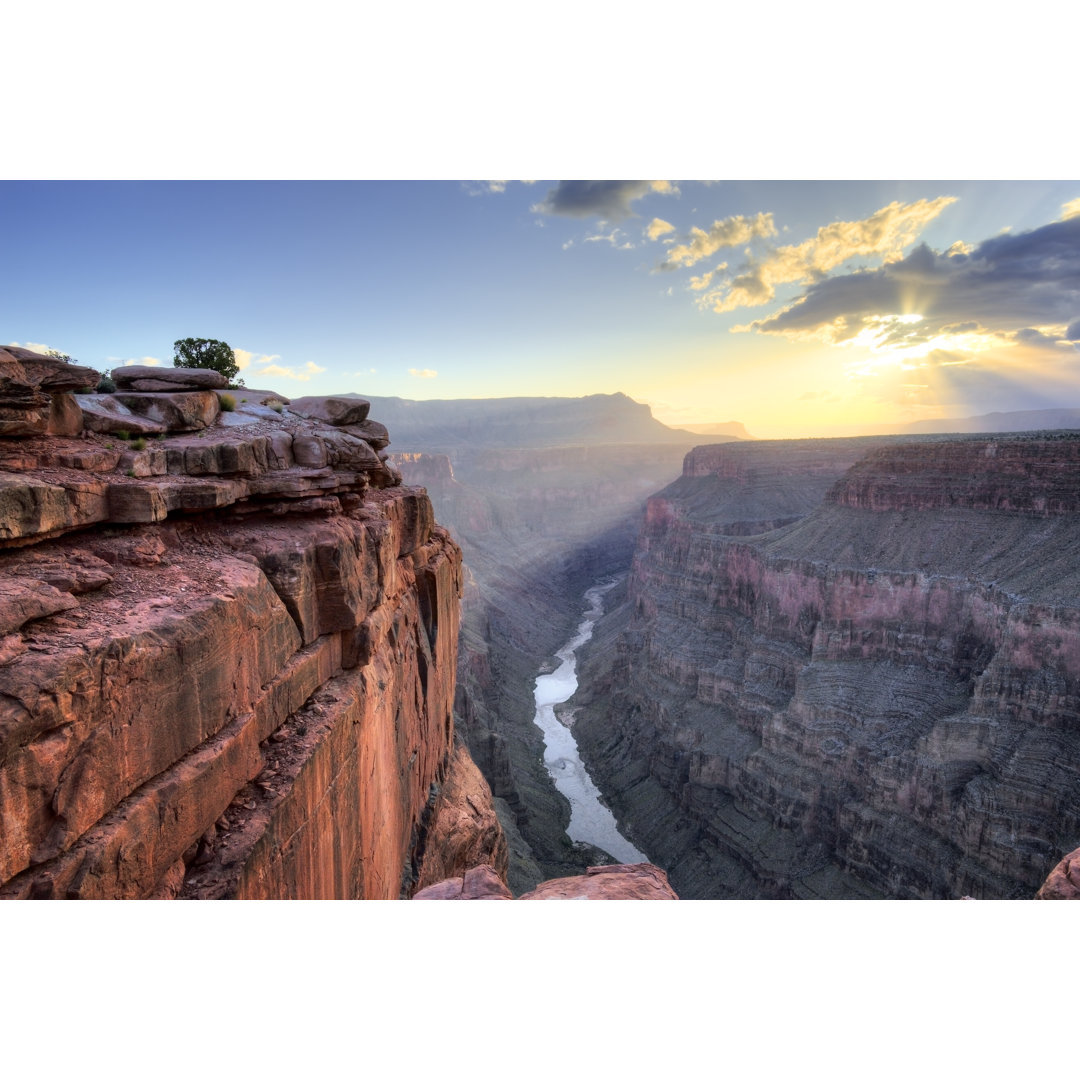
[0,351,506,899]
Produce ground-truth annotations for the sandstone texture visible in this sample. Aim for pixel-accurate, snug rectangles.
[1,347,99,437]
[0,379,509,899]
[1036,846,1080,899]
[413,861,677,899]
[574,434,1080,899]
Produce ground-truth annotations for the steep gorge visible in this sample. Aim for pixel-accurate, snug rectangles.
[392,438,697,891]
[573,434,1080,899]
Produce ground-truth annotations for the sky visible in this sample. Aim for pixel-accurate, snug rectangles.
[5,179,1078,437]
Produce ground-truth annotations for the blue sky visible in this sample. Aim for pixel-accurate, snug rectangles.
[5,179,1078,436]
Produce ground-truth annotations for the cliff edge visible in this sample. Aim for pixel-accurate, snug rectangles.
[0,348,507,899]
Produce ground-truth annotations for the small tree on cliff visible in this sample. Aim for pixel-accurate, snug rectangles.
[172,338,242,385]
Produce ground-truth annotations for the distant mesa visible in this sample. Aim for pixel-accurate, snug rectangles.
[676,420,753,440]
[351,392,723,451]
[904,407,1080,435]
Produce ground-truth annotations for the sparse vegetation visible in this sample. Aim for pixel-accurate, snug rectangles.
[131,437,147,451]
[115,430,130,441]
[270,401,284,413]
[97,375,116,393]
[155,433,165,442]
[219,393,236,412]
[125,469,136,478]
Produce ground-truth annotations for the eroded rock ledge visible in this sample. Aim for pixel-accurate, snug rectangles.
[0,351,501,899]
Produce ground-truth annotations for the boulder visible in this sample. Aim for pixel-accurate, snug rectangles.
[412,864,513,900]
[112,391,220,432]
[112,365,228,391]
[289,396,370,426]
[1036,847,1080,899]
[77,394,167,436]
[341,419,390,451]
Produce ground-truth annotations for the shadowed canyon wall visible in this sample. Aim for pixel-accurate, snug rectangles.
[573,434,1080,899]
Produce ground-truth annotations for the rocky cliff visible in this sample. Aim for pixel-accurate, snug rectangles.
[0,349,506,899]
[573,433,1080,899]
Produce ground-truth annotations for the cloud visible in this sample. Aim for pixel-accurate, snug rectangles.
[259,363,313,381]
[747,216,1080,345]
[304,361,326,374]
[1062,197,1080,220]
[695,197,957,313]
[660,212,777,270]
[409,368,438,378]
[7,340,61,355]
[532,180,676,220]
[233,348,282,372]
[464,181,508,196]
[947,240,973,256]
[584,228,634,250]
[646,218,675,241]
[688,271,715,292]
[106,356,162,367]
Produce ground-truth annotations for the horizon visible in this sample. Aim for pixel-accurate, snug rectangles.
[5,180,1079,440]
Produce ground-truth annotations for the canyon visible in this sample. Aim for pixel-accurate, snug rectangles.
[4,345,1078,900]
[386,394,705,891]
[572,433,1080,898]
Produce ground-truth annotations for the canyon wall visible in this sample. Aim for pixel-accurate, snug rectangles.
[574,434,1080,899]
[0,351,506,899]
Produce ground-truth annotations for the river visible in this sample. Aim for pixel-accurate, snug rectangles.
[531,577,648,865]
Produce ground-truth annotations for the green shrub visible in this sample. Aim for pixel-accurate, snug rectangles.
[115,430,130,441]
[270,401,284,413]
[131,437,147,451]
[126,469,136,478]
[219,393,236,412]
[97,375,116,394]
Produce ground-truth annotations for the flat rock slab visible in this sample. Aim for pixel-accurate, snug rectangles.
[112,365,228,391]
[519,863,678,899]
[414,861,679,899]
[289,396,370,426]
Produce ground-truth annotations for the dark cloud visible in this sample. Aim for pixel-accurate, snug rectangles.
[1066,319,1080,341]
[533,180,662,220]
[753,217,1080,339]
[1014,327,1061,348]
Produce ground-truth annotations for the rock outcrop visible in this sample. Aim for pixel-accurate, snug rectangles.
[1036,846,1080,899]
[574,434,1080,899]
[0,357,507,900]
[413,861,678,900]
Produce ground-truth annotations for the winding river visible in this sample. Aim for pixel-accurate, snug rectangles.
[532,578,648,865]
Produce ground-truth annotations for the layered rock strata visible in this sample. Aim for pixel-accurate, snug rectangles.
[574,434,1080,899]
[0,359,504,899]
